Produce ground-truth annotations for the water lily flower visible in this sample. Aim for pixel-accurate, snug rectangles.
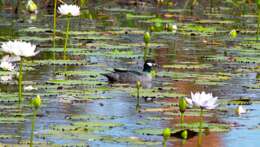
[58,4,80,16]
[185,91,218,109]
[0,60,15,71]
[58,4,80,59]
[0,75,13,82]
[1,41,39,103]
[1,55,21,62]
[1,40,39,57]
[236,105,246,115]
[24,85,37,91]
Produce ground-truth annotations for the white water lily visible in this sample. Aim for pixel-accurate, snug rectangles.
[58,4,80,16]
[2,55,21,62]
[236,105,246,115]
[172,24,177,30]
[0,75,13,82]
[1,40,39,57]
[0,60,15,71]
[185,91,218,109]
[24,85,37,91]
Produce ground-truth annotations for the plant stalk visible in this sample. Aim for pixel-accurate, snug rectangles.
[198,108,203,147]
[136,86,140,111]
[180,112,184,128]
[143,45,148,61]
[163,139,167,147]
[18,57,23,103]
[53,0,57,59]
[30,109,37,147]
[64,15,71,60]
[257,9,260,41]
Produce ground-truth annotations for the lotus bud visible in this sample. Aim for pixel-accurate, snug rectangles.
[32,95,41,109]
[229,29,237,39]
[144,32,151,45]
[163,128,171,140]
[181,130,188,139]
[179,97,187,113]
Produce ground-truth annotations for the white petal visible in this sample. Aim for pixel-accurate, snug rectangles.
[185,98,193,106]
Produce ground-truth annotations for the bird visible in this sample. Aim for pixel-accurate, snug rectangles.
[103,60,156,85]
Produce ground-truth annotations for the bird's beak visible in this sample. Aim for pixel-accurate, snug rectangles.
[153,63,159,68]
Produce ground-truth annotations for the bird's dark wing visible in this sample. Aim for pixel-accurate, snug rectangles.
[113,68,143,76]
[114,68,128,72]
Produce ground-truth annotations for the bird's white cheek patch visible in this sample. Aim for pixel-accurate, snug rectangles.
[147,63,153,66]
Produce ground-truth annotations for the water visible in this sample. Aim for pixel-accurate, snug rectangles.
[0,0,259,146]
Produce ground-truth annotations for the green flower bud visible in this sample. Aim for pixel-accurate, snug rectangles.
[32,95,41,109]
[257,0,260,8]
[179,97,187,113]
[136,80,141,89]
[144,32,151,44]
[181,130,188,139]
[163,128,171,140]
[229,29,237,39]
[26,0,38,13]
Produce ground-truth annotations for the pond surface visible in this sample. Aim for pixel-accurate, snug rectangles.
[0,0,259,146]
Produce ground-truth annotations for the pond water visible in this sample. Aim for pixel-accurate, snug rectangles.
[0,0,259,146]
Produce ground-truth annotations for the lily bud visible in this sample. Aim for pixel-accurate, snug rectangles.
[163,128,171,140]
[181,130,188,139]
[32,95,41,109]
[136,80,141,89]
[257,0,260,8]
[179,97,187,113]
[229,29,237,39]
[144,32,151,45]
[26,0,38,14]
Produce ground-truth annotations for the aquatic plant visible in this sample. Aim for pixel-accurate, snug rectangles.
[143,32,151,47]
[0,56,16,71]
[53,0,57,59]
[229,29,237,39]
[162,128,171,147]
[257,0,260,41]
[143,32,150,60]
[136,81,141,111]
[185,91,218,146]
[181,130,188,139]
[179,97,187,128]
[58,4,80,60]
[26,0,38,14]
[30,95,42,147]
[166,24,177,32]
[236,105,247,115]
[1,40,39,103]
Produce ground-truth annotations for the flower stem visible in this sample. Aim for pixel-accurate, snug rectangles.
[162,139,166,147]
[198,108,203,147]
[64,15,71,60]
[18,58,23,103]
[52,0,57,60]
[180,112,184,128]
[30,109,37,147]
[257,9,260,41]
[136,86,140,111]
[143,45,148,61]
